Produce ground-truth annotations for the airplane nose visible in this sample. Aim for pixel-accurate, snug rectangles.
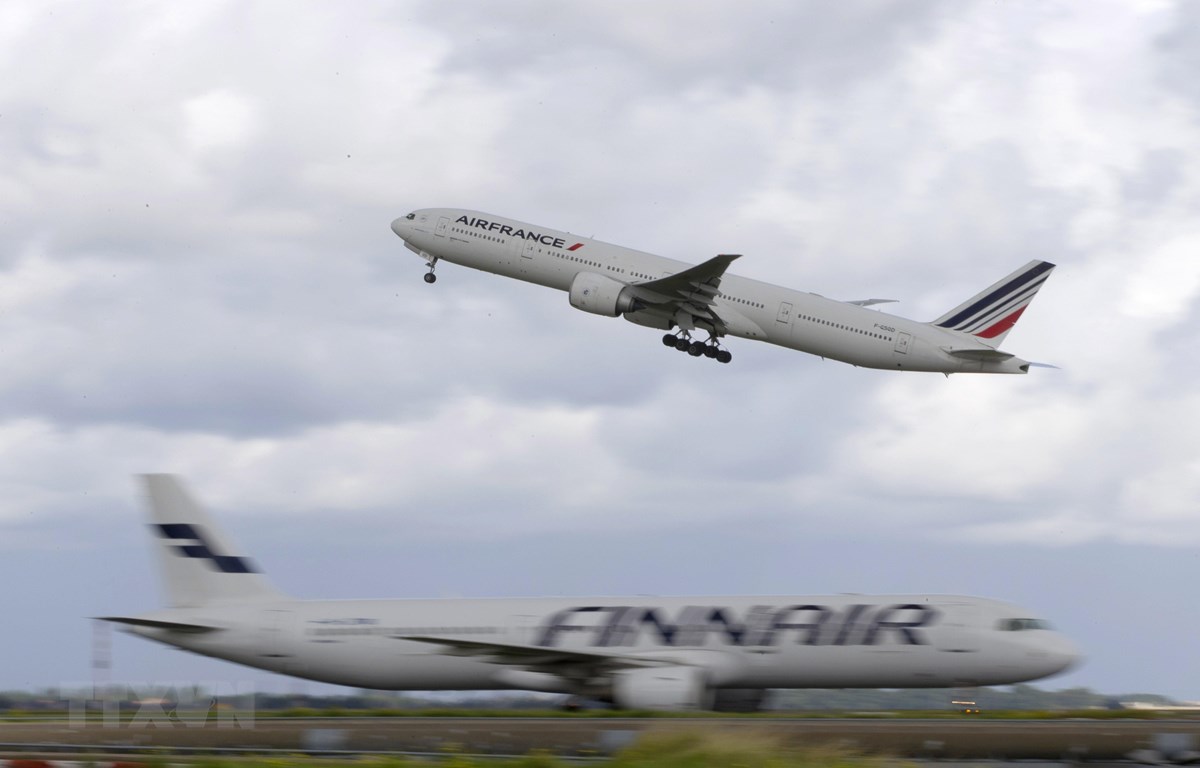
[391,217,407,238]
[1040,634,1084,676]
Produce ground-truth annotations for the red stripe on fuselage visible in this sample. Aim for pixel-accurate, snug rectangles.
[567,243,584,251]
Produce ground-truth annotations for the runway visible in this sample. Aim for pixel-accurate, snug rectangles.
[2,717,1199,760]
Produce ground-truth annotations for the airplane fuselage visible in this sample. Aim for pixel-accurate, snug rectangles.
[130,593,1075,694]
[391,209,1038,373]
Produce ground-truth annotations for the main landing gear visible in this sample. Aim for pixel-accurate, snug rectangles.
[662,333,732,364]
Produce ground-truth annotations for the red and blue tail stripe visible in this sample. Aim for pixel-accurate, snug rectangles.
[932,260,1055,345]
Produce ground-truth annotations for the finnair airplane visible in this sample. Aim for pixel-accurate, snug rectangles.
[105,476,1079,711]
[392,209,1055,372]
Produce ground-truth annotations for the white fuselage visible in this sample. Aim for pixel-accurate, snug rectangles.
[391,209,1032,374]
[129,593,1077,694]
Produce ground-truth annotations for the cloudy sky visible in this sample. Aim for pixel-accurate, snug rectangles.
[3,0,1200,700]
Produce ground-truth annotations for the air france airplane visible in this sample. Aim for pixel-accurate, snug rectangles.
[392,209,1055,371]
[104,476,1079,711]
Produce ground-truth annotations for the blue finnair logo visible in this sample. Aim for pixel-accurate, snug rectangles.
[154,523,257,574]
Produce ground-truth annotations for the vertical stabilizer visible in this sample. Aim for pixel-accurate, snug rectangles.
[931,260,1056,347]
[142,474,281,607]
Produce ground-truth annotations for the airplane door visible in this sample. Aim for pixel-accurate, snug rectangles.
[435,217,449,237]
[258,608,299,672]
[894,331,911,354]
[521,240,536,259]
[776,302,793,325]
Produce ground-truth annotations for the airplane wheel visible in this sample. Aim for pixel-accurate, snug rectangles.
[674,338,690,352]
[662,334,677,347]
[704,346,718,358]
[423,272,437,284]
[688,342,704,357]
[717,350,732,364]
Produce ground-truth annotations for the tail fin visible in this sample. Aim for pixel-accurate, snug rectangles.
[931,260,1056,347]
[142,474,281,607]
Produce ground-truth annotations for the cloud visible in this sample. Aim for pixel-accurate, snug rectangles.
[1122,232,1200,321]
[1155,0,1200,111]
[182,90,261,153]
[2,0,1199,549]
[417,1,956,96]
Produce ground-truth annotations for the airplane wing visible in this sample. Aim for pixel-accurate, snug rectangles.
[98,616,223,634]
[846,298,898,307]
[395,635,666,673]
[625,254,740,332]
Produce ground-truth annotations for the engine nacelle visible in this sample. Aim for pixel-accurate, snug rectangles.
[611,666,708,711]
[623,309,674,331]
[569,272,640,317]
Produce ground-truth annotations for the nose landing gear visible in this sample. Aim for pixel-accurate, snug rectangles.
[422,255,439,284]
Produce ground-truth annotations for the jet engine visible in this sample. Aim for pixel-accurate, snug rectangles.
[611,666,708,711]
[569,272,640,317]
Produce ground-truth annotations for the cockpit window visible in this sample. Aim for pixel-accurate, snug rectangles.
[405,213,416,220]
[997,618,1051,631]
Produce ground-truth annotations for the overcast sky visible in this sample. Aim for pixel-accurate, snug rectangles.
[3,0,1200,700]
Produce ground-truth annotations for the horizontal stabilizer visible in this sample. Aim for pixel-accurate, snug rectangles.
[99,616,221,634]
[944,348,1015,362]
